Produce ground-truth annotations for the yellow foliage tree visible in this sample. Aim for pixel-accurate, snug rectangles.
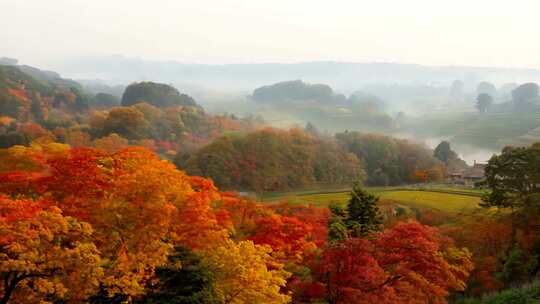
[0,196,102,304]
[79,148,194,297]
[202,240,291,304]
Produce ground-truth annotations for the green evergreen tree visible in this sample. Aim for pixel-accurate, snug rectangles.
[345,184,382,237]
[327,202,348,242]
[433,140,457,163]
[497,245,532,286]
[142,246,217,304]
[328,221,348,242]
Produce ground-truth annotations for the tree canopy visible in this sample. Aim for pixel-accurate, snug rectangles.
[121,82,198,108]
[477,81,497,97]
[476,93,493,113]
[252,80,336,103]
[512,83,540,111]
[178,128,365,192]
[481,143,540,211]
[336,132,444,186]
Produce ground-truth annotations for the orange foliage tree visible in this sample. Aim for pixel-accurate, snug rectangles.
[249,214,316,263]
[0,146,229,300]
[441,214,513,294]
[0,142,474,303]
[304,221,473,304]
[0,196,102,304]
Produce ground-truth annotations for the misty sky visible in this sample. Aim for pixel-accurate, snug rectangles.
[2,0,540,69]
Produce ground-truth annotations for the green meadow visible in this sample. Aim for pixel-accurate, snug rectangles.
[261,187,483,213]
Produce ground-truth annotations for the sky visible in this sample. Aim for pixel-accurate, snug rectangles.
[2,0,540,69]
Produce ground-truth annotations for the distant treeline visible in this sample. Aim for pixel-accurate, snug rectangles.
[176,128,364,192]
[177,129,447,192]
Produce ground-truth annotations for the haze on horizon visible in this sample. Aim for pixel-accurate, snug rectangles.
[2,0,540,70]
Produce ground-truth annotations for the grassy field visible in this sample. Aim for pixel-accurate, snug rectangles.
[377,191,481,213]
[259,184,483,200]
[261,187,483,213]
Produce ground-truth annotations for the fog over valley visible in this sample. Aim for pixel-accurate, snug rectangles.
[3,1,540,303]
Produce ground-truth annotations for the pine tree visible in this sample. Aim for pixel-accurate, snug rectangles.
[346,185,382,237]
[433,140,457,163]
[497,245,531,286]
[142,246,217,304]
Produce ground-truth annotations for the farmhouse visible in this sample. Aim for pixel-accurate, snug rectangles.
[448,161,487,187]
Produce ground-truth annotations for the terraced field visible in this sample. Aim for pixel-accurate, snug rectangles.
[262,187,483,213]
[377,191,481,213]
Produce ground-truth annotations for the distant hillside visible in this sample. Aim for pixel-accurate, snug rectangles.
[54,55,540,93]
[0,65,48,94]
[252,80,344,103]
[403,111,540,150]
[0,62,265,153]
[505,126,540,147]
[17,65,82,90]
[0,63,90,121]
[248,80,394,133]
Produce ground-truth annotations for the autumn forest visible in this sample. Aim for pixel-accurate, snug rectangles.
[0,57,539,304]
[4,2,540,302]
